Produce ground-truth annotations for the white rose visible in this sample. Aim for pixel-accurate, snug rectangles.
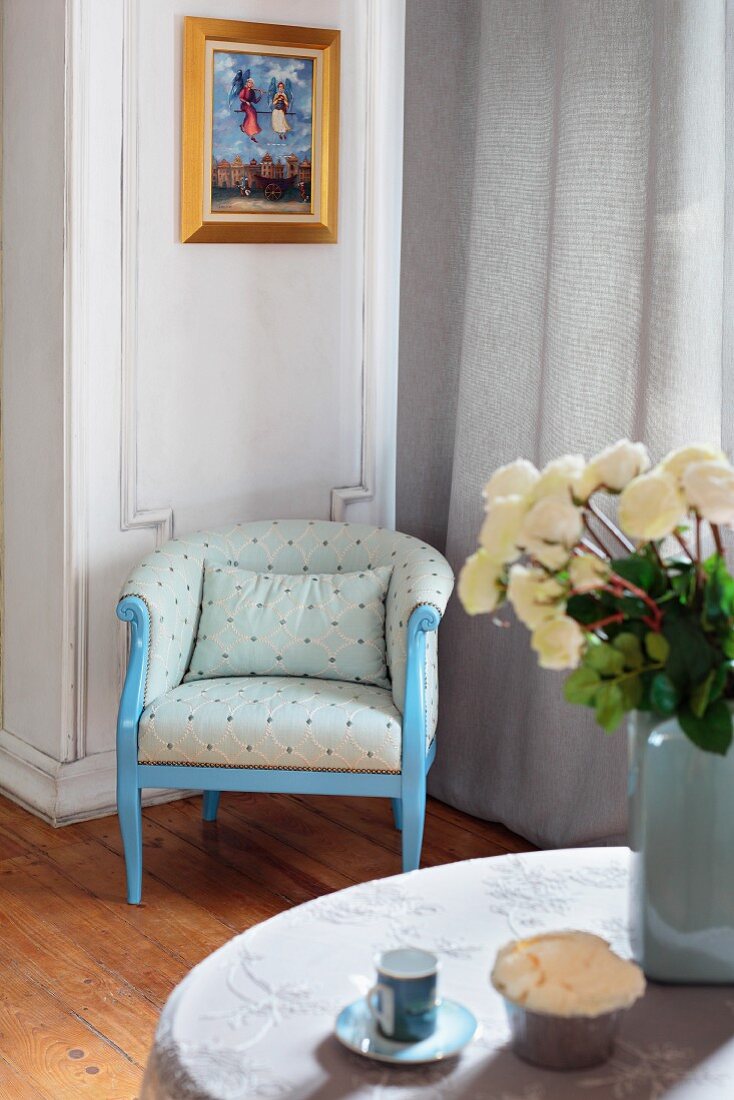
[523,541,570,570]
[458,549,505,615]
[575,439,650,500]
[507,564,565,629]
[533,454,586,501]
[569,553,610,592]
[519,496,583,570]
[478,496,528,564]
[531,616,585,670]
[660,443,726,482]
[483,459,539,509]
[682,461,734,525]
[618,470,687,540]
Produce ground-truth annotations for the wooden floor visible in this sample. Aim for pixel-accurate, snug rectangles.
[0,791,532,1098]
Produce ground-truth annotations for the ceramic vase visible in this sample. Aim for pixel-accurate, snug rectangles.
[627,708,734,982]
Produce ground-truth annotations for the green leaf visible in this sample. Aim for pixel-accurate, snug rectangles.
[613,633,644,670]
[586,643,626,677]
[595,682,625,732]
[690,670,715,718]
[704,552,734,581]
[564,667,601,706]
[636,674,653,712]
[663,619,714,690]
[619,674,643,710]
[619,596,653,621]
[566,593,606,626]
[723,632,734,660]
[650,672,679,716]
[709,662,729,703]
[703,553,734,624]
[645,632,670,663]
[670,566,697,605]
[611,556,656,593]
[678,699,733,755]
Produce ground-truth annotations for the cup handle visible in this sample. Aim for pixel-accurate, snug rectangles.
[367,983,394,1036]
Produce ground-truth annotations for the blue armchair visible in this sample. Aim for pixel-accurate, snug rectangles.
[116,520,454,903]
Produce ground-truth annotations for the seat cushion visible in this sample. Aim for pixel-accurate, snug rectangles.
[137,677,402,773]
[184,565,391,689]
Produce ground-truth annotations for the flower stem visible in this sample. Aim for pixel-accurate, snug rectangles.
[605,573,664,632]
[602,661,664,687]
[712,522,725,557]
[585,612,625,632]
[674,532,694,562]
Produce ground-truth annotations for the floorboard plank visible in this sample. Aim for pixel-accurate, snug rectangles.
[0,878,158,1066]
[0,1053,57,1100]
[80,812,286,933]
[150,796,353,899]
[427,798,535,852]
[290,794,525,864]
[43,838,234,969]
[221,792,404,882]
[0,857,188,1008]
[0,799,84,852]
[0,962,142,1098]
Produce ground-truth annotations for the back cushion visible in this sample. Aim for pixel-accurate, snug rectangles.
[184,565,392,688]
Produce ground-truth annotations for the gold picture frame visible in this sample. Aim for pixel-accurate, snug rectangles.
[181,17,339,244]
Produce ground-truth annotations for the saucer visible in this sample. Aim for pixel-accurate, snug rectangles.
[335,997,479,1065]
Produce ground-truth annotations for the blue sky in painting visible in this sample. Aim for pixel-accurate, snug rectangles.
[212,51,313,166]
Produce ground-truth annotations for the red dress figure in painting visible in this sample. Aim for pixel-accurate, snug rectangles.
[239,78,262,142]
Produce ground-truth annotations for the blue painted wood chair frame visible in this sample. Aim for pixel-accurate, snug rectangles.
[117,598,441,905]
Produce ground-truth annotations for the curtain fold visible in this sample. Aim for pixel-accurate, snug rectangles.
[398,0,729,847]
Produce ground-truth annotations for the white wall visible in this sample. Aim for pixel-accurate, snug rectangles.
[1,0,404,822]
[2,0,66,760]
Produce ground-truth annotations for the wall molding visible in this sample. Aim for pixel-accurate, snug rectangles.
[330,0,405,527]
[61,0,90,762]
[120,0,173,548]
[0,727,188,826]
[118,0,403,536]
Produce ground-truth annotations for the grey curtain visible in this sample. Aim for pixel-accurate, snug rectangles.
[398,0,732,847]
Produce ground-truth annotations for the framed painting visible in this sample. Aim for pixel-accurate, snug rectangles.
[181,18,339,243]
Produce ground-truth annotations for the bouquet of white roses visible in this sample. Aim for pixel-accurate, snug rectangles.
[459,441,734,753]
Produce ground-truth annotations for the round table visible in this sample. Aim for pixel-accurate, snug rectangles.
[141,848,734,1099]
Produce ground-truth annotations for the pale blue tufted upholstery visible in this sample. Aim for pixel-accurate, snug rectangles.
[116,520,454,902]
[138,677,403,772]
[184,564,392,689]
[120,520,454,728]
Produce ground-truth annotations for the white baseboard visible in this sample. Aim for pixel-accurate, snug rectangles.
[0,728,191,826]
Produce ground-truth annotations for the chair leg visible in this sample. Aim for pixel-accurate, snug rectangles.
[203,790,221,822]
[118,780,143,905]
[401,774,426,873]
[391,797,403,831]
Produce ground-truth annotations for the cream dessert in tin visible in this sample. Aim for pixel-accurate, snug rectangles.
[491,931,645,1070]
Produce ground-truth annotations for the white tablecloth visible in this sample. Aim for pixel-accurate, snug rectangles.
[141,848,734,1099]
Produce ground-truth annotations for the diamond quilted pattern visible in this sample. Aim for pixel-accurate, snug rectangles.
[184,565,391,688]
[138,677,403,773]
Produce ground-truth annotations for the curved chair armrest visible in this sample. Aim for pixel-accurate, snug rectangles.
[401,604,442,774]
[385,540,454,718]
[120,539,206,707]
[116,597,150,777]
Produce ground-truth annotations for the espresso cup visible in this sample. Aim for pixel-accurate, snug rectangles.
[367,947,440,1043]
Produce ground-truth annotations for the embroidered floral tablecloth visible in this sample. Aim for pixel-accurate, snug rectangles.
[141,848,734,1099]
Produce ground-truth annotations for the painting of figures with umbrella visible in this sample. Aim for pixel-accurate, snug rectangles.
[182,18,340,243]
